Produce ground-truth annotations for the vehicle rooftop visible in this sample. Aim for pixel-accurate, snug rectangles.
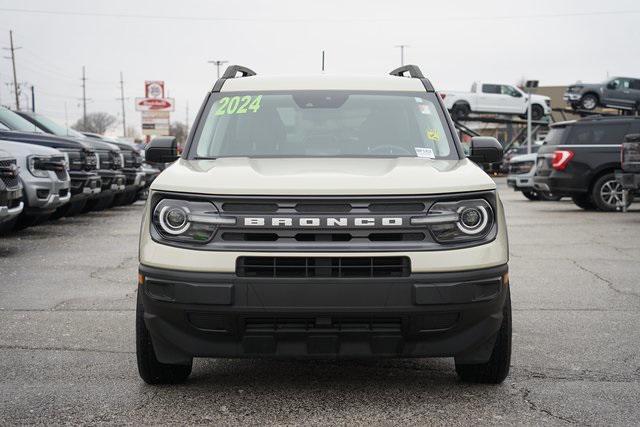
[220,74,430,92]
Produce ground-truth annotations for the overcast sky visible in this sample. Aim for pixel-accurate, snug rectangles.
[0,0,639,136]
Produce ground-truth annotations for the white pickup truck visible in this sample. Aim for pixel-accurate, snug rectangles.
[441,82,551,120]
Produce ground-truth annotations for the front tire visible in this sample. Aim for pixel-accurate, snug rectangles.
[531,104,544,120]
[450,103,470,120]
[539,191,562,201]
[591,173,632,211]
[580,93,598,110]
[522,190,539,201]
[455,290,512,384]
[136,292,192,384]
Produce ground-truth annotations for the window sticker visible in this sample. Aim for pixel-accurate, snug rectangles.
[214,95,262,116]
[415,147,435,159]
[426,129,440,141]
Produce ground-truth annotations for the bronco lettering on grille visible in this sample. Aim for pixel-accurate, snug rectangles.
[243,217,404,227]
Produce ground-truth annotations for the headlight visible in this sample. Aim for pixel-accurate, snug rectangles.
[152,198,236,244]
[119,153,125,168]
[27,156,49,178]
[412,198,494,243]
[62,152,70,170]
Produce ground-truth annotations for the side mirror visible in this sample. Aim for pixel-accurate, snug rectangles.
[468,137,503,164]
[145,136,178,163]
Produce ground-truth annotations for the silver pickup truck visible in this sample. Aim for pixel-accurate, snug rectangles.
[0,140,71,229]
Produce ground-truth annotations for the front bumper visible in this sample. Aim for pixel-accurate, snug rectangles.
[22,176,71,214]
[563,93,581,102]
[140,263,509,363]
[0,186,23,222]
[122,169,146,190]
[69,171,101,201]
[97,170,126,194]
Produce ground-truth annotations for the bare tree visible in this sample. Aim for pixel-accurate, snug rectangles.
[72,112,117,134]
[170,121,188,147]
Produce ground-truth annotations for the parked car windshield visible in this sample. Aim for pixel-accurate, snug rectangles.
[0,107,44,133]
[191,91,458,159]
[28,113,85,138]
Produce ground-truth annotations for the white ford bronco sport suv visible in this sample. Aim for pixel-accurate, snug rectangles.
[137,65,510,385]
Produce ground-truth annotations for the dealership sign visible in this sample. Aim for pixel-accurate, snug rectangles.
[135,97,175,112]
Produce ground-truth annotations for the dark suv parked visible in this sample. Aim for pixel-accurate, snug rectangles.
[15,111,127,211]
[564,77,640,112]
[0,107,100,215]
[534,116,640,211]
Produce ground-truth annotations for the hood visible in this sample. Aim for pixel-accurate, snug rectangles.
[0,129,91,151]
[0,140,63,158]
[529,93,550,102]
[151,157,496,196]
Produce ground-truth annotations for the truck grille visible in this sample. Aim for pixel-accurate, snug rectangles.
[0,159,20,188]
[97,151,113,170]
[236,256,411,278]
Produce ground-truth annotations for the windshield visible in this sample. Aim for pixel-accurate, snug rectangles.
[31,113,85,138]
[0,107,44,133]
[191,91,458,159]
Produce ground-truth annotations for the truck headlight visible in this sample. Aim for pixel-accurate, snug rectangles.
[412,199,494,243]
[27,156,49,178]
[152,198,236,244]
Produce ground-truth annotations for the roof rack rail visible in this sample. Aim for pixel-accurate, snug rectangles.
[389,65,424,78]
[221,65,257,79]
[388,64,434,92]
[213,65,256,92]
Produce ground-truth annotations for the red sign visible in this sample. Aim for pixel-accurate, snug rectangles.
[135,97,175,112]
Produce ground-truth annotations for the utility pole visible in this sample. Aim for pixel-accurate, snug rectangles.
[31,85,35,112]
[118,71,127,136]
[208,60,228,79]
[321,50,325,72]
[81,66,87,129]
[395,44,408,66]
[4,30,21,110]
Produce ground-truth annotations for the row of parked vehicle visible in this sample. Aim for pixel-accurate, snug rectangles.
[0,107,160,233]
[505,115,640,211]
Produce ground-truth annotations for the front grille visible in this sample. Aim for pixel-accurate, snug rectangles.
[122,151,135,168]
[0,159,19,188]
[97,151,113,170]
[236,256,410,278]
[244,317,403,333]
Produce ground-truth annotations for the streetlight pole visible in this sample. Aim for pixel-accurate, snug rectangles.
[208,60,228,79]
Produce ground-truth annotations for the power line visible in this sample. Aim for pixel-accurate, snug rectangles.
[1,7,639,22]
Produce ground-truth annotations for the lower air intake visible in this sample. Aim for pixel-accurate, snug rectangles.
[236,256,411,278]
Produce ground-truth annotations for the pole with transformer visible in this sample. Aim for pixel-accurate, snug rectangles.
[4,30,21,110]
[81,66,87,129]
[525,80,539,154]
[208,60,228,79]
[118,71,127,136]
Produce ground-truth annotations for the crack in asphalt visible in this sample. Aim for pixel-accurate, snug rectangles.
[520,387,580,424]
[0,345,133,354]
[87,255,138,284]
[569,259,640,300]
[514,366,639,383]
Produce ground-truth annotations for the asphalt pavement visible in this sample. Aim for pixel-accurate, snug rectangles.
[1,179,639,425]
